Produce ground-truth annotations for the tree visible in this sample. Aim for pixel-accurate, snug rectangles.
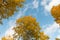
[2,35,14,40]
[0,0,25,24]
[40,32,49,40]
[13,16,49,40]
[51,4,60,24]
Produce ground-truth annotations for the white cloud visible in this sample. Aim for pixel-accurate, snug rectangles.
[56,28,60,39]
[5,26,15,37]
[16,11,23,19]
[41,0,60,12]
[56,35,60,39]
[8,20,16,27]
[32,0,39,9]
[24,0,39,9]
[44,22,60,37]
[41,0,48,6]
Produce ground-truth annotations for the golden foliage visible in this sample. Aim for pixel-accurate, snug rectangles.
[13,16,49,40]
[0,0,25,24]
[40,32,49,40]
[2,37,6,40]
[51,4,60,24]
[2,36,14,40]
[51,5,60,18]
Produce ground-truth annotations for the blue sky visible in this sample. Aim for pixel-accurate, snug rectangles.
[0,0,60,40]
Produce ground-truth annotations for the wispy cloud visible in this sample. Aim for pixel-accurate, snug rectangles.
[44,22,60,40]
[56,28,60,39]
[5,26,15,37]
[41,0,60,12]
[44,22,59,35]
[56,35,60,39]
[32,0,39,9]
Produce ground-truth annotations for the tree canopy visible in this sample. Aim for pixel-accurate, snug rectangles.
[13,16,49,40]
[0,0,25,24]
[51,4,60,24]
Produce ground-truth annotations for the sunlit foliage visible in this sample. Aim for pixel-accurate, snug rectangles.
[0,0,25,24]
[40,32,49,40]
[51,4,60,24]
[13,16,49,40]
[2,35,14,40]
